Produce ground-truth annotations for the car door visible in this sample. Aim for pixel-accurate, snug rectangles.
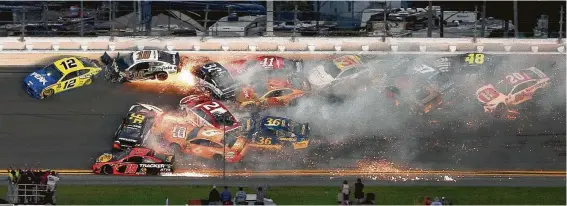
[188,139,212,157]
[128,62,150,79]
[117,156,144,174]
[58,71,80,92]
[507,81,536,105]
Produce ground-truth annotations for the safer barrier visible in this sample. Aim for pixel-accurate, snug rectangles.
[0,37,564,53]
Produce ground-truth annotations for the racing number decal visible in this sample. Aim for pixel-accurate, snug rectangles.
[505,72,531,84]
[201,102,228,114]
[60,59,78,70]
[265,118,285,126]
[257,137,273,145]
[465,53,484,64]
[124,164,138,174]
[64,79,77,89]
[137,51,152,59]
[172,127,187,139]
[129,113,145,124]
[202,63,224,73]
[261,57,276,67]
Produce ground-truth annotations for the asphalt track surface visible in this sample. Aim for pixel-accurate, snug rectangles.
[0,54,565,186]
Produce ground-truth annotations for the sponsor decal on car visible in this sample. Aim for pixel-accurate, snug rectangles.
[31,72,48,85]
[139,164,167,168]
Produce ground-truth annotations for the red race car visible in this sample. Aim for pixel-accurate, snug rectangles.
[92,147,174,176]
[179,93,241,132]
[228,56,303,75]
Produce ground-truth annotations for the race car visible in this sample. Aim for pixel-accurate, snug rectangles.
[387,64,458,115]
[306,55,378,90]
[192,62,239,100]
[240,116,310,151]
[235,78,307,111]
[229,56,303,75]
[92,147,174,176]
[155,124,248,163]
[179,94,241,132]
[112,103,163,151]
[23,57,102,99]
[476,67,550,116]
[101,50,183,83]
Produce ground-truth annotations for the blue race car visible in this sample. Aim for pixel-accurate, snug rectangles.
[240,116,310,151]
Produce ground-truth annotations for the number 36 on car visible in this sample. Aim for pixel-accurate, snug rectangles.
[23,57,102,99]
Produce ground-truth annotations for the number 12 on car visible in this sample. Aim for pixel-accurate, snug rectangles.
[64,79,77,89]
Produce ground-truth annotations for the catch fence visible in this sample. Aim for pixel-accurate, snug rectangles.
[0,1,564,41]
[5,183,49,204]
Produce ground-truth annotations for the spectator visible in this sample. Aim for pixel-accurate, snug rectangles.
[208,185,221,205]
[41,169,50,185]
[354,178,365,204]
[220,186,232,205]
[254,187,264,205]
[7,168,18,203]
[337,189,344,205]
[235,187,247,205]
[341,180,350,204]
[45,171,59,205]
[431,197,443,205]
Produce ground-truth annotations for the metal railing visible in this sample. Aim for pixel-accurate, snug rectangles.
[5,183,49,204]
[0,2,563,41]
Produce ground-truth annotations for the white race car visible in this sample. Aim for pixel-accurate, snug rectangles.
[476,67,550,114]
[306,55,373,90]
[101,50,184,83]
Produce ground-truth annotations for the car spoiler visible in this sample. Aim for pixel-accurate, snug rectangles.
[101,51,116,66]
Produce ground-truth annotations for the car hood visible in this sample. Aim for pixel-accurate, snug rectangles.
[307,65,334,89]
[24,69,58,91]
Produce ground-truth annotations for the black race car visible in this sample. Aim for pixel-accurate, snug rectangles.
[433,53,499,83]
[101,50,183,83]
[193,62,239,100]
[112,103,163,151]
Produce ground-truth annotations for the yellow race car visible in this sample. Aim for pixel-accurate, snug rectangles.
[23,57,102,99]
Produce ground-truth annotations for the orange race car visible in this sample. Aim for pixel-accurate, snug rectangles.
[155,123,248,163]
[236,78,308,111]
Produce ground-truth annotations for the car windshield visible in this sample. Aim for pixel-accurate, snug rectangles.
[43,64,63,80]
[494,80,514,94]
[322,60,341,78]
[220,132,238,148]
[157,51,174,63]
[522,69,539,79]
[112,150,130,161]
[120,126,142,139]
[212,73,234,87]
[117,53,134,70]
[288,121,303,137]
[79,58,95,68]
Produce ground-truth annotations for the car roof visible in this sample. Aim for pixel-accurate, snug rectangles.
[53,57,87,74]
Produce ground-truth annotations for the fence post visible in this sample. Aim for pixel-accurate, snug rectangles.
[513,0,519,38]
[480,0,486,37]
[292,4,298,37]
[110,0,115,41]
[473,5,478,42]
[201,4,209,41]
[266,0,274,37]
[19,8,26,42]
[80,0,84,36]
[439,6,444,37]
[427,1,433,37]
[559,6,564,43]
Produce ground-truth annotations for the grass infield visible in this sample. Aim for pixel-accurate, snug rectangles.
[0,185,565,205]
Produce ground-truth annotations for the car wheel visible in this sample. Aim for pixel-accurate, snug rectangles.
[42,89,54,98]
[169,144,183,158]
[85,78,93,85]
[145,168,158,176]
[101,165,113,175]
[156,72,168,81]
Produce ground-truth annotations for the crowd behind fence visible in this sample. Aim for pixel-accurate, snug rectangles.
[4,168,59,205]
[0,1,564,41]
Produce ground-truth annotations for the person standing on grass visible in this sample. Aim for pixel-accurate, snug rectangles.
[337,189,345,205]
[46,171,59,205]
[341,180,351,204]
[254,187,264,205]
[208,185,221,205]
[220,186,232,205]
[354,178,365,204]
[235,187,247,205]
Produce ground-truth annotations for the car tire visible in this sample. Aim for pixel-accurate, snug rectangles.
[42,89,54,98]
[156,72,168,81]
[145,168,159,176]
[101,165,113,175]
[85,78,93,85]
[169,144,183,158]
